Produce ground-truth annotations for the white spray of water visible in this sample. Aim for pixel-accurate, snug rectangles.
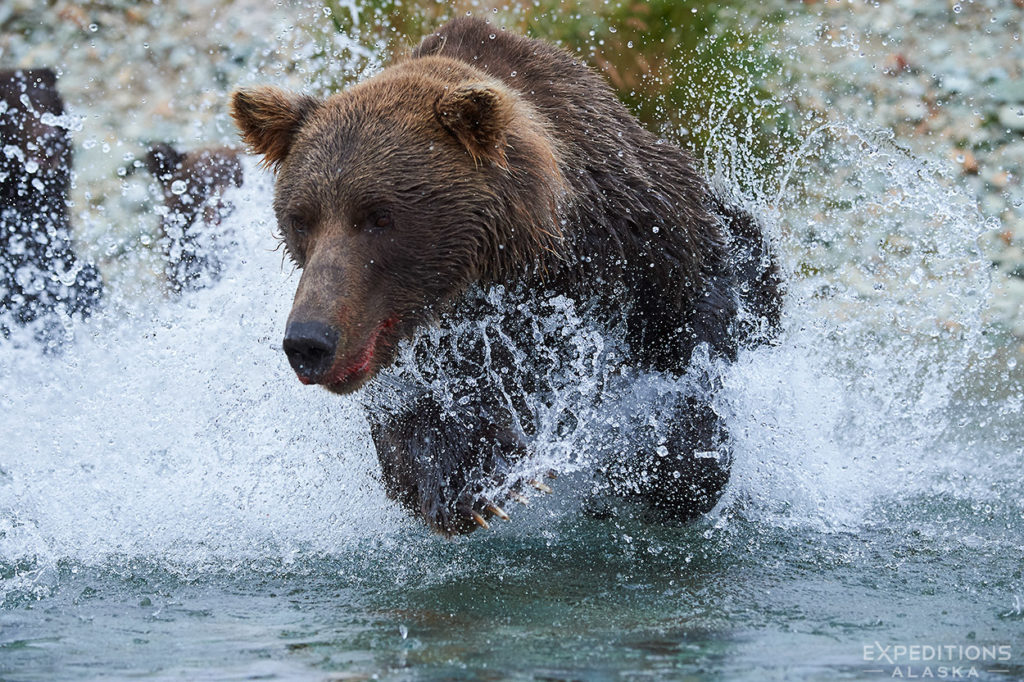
[0,162,400,588]
[711,121,1001,530]
[0,118,1005,601]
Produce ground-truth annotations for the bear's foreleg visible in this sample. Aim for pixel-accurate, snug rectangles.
[603,392,731,521]
[642,394,731,519]
[368,394,528,536]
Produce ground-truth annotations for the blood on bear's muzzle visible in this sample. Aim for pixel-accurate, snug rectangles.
[283,320,339,384]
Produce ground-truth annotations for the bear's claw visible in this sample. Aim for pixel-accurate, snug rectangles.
[471,510,490,529]
[458,494,513,532]
[528,479,552,494]
[485,502,510,520]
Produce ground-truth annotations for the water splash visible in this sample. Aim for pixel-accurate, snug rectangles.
[0,162,402,597]
[1,44,1018,615]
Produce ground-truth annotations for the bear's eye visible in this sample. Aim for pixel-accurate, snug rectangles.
[277,215,311,266]
[289,217,309,236]
[365,210,392,231]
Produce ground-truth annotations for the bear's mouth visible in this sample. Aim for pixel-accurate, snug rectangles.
[321,316,398,394]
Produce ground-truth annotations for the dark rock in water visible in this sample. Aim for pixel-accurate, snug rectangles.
[143,143,244,294]
[0,68,102,346]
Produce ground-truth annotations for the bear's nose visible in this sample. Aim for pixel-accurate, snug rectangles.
[283,321,339,383]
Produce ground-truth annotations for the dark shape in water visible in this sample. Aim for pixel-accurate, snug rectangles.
[0,68,103,344]
[230,18,783,536]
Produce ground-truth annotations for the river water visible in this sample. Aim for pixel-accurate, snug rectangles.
[2,5,1023,681]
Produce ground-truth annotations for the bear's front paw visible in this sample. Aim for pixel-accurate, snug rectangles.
[371,398,556,536]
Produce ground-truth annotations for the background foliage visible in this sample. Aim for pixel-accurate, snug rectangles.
[317,0,798,182]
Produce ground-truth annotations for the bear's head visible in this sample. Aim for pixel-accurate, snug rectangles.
[231,56,566,393]
[145,143,244,232]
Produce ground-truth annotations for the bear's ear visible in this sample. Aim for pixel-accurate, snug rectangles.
[230,87,321,170]
[435,84,514,167]
[145,142,183,181]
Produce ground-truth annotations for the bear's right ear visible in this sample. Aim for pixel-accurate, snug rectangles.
[230,87,321,170]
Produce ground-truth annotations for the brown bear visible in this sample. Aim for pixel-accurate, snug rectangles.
[230,18,782,536]
[143,143,243,293]
[1,68,102,344]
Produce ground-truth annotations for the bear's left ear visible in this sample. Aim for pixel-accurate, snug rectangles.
[435,84,514,167]
[230,87,321,170]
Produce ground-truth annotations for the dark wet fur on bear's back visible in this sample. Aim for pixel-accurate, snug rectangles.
[414,19,782,370]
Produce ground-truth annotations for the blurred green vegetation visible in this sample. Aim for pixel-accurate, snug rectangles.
[316,0,799,185]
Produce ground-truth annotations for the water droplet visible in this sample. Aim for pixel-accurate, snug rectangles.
[24,159,39,174]
[399,624,408,639]
[170,180,188,195]
[489,34,496,40]
[89,23,98,32]
[322,6,331,16]
[58,268,79,286]
[1009,358,1018,370]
